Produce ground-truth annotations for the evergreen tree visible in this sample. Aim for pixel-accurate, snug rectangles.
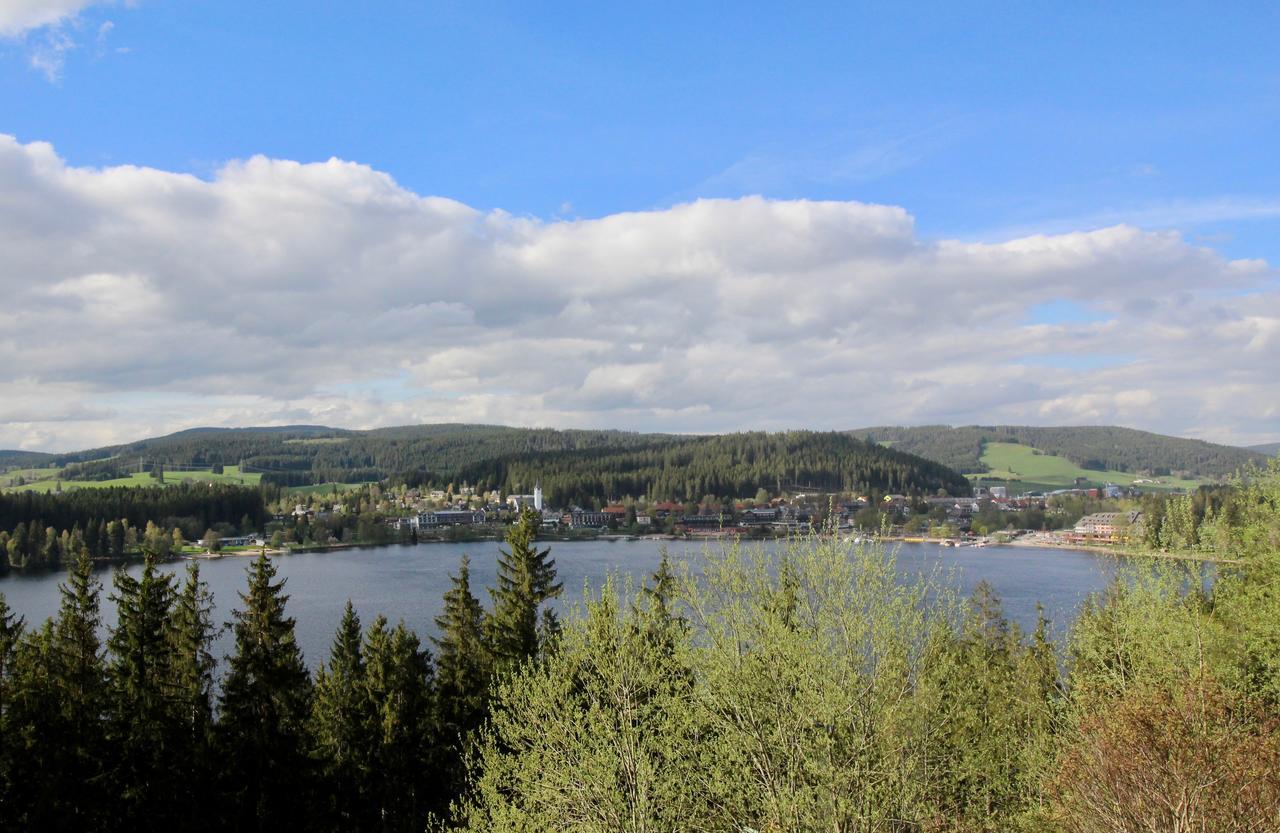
[486,509,562,670]
[433,555,490,733]
[0,593,24,817]
[20,548,110,829]
[168,561,219,831]
[106,552,179,829]
[219,555,314,831]
[432,555,491,813]
[363,616,438,829]
[311,601,371,830]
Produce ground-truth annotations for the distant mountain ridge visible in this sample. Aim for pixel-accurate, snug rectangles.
[0,423,967,503]
[1248,442,1280,457]
[847,424,1264,480]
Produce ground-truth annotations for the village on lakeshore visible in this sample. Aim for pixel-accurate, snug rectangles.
[250,478,1164,554]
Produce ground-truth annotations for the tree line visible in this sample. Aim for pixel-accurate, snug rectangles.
[0,485,267,574]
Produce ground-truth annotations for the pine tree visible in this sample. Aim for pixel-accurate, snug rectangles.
[42,548,110,829]
[168,561,219,831]
[311,601,371,829]
[487,509,562,670]
[106,552,179,828]
[0,593,22,715]
[363,616,438,829]
[636,551,688,655]
[433,555,490,733]
[432,555,491,814]
[0,593,24,807]
[219,555,314,831]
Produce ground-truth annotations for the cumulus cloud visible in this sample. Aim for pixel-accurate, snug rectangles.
[0,1,103,36]
[0,134,1276,451]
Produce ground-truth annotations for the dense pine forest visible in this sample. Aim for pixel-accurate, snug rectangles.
[3,460,1279,831]
[0,485,269,573]
[446,430,970,506]
[849,424,1265,478]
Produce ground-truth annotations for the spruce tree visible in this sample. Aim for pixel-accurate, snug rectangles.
[43,548,110,829]
[487,509,562,670]
[219,555,314,831]
[311,600,371,829]
[168,561,219,831]
[433,555,490,735]
[363,616,438,829]
[107,552,179,829]
[431,555,490,818]
[0,593,24,819]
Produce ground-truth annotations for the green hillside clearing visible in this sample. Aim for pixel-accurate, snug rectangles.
[1,465,261,493]
[969,442,1206,492]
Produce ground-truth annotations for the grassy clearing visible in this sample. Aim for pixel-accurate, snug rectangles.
[1,465,262,493]
[284,481,374,496]
[968,442,1206,492]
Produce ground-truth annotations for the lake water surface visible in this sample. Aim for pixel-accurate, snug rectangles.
[0,539,1119,669]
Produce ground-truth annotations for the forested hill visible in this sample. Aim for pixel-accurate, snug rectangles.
[848,424,1265,479]
[6,424,679,486]
[1249,442,1280,457]
[2,425,970,500]
[0,449,55,468]
[449,431,971,506]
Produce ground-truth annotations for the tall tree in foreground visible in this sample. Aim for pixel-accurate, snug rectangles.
[434,555,490,734]
[0,594,25,823]
[486,509,562,670]
[432,555,491,813]
[106,553,179,830]
[168,562,219,831]
[311,601,372,830]
[219,555,314,831]
[5,549,112,829]
[363,616,439,829]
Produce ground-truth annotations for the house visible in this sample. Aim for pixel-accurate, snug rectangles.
[651,501,683,518]
[1071,511,1142,543]
[566,510,609,528]
[410,509,486,528]
[741,507,780,524]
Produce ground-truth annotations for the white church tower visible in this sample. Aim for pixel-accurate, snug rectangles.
[534,482,543,512]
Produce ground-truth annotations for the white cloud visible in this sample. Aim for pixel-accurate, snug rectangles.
[0,1,104,37]
[0,133,1277,451]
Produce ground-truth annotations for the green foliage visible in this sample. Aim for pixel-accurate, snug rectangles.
[486,509,563,671]
[219,555,314,830]
[459,538,1060,831]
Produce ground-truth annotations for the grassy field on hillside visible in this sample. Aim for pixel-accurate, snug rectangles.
[969,442,1205,492]
[1,465,262,493]
[284,481,373,496]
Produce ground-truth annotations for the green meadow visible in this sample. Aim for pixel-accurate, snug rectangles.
[968,442,1206,493]
[0,465,262,493]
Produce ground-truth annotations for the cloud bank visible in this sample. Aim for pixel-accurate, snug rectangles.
[0,134,1276,451]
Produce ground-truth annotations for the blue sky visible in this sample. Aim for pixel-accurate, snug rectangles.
[0,1,1277,449]
[6,2,1279,259]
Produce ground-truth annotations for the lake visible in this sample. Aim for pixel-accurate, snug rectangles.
[0,539,1119,669]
